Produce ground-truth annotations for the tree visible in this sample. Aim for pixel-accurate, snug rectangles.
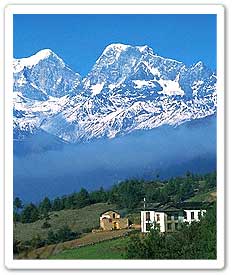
[126,233,144,259]
[116,179,144,210]
[41,220,51,229]
[30,234,45,249]
[13,197,23,213]
[204,171,216,190]
[13,197,24,227]
[126,227,164,259]
[21,203,39,223]
[90,187,108,203]
[13,238,21,254]
[108,185,120,204]
[62,196,73,209]
[39,197,52,217]
[46,226,80,245]
[126,203,216,259]
[47,230,57,244]
[13,212,20,227]
[75,188,90,208]
[52,197,63,211]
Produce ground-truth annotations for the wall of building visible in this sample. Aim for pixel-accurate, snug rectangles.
[100,218,113,231]
[141,211,145,232]
[141,211,153,233]
[100,210,120,220]
[100,210,129,231]
[154,212,166,233]
[141,211,166,233]
[119,218,129,229]
[184,209,206,223]
[141,209,207,233]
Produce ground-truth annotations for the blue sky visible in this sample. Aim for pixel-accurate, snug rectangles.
[14,14,216,76]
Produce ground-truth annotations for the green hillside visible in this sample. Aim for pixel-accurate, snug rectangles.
[14,203,116,243]
[186,188,216,202]
[50,235,130,259]
[14,172,217,259]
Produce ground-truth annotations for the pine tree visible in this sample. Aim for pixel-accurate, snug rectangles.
[21,203,39,223]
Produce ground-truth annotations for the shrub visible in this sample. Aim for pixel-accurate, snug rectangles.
[46,226,81,245]
[41,221,51,229]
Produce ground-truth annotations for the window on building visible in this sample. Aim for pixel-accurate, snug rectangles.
[167,214,172,220]
[167,223,172,230]
[183,211,187,219]
[112,213,115,219]
[174,214,178,220]
[156,214,160,221]
[191,211,195,220]
[198,211,202,220]
[146,212,150,221]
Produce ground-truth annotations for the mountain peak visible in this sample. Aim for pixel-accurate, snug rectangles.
[136,45,154,55]
[101,43,130,55]
[102,43,154,55]
[13,49,64,73]
[33,48,54,59]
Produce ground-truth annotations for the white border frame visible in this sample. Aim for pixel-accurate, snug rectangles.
[4,4,224,270]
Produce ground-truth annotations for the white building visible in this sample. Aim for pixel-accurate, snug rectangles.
[141,202,207,233]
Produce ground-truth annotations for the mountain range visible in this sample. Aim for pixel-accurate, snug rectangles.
[13,43,217,201]
[13,43,217,144]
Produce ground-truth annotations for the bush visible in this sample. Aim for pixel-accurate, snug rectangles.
[46,225,81,245]
[30,234,46,249]
[126,203,216,259]
[13,239,21,254]
[41,221,51,229]
[21,203,39,223]
[82,227,92,234]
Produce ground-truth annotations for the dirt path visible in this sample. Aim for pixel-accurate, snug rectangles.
[19,229,132,259]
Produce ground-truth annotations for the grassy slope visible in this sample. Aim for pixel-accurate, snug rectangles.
[19,229,132,259]
[14,203,116,242]
[50,236,130,259]
[186,188,216,202]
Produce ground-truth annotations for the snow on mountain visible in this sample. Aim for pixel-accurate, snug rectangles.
[13,43,217,143]
[13,49,81,100]
[13,91,71,139]
[13,49,82,138]
[13,49,56,72]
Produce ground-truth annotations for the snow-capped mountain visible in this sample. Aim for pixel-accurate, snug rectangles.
[14,49,81,99]
[13,43,217,143]
[13,49,81,138]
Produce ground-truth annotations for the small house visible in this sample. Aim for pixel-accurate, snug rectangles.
[99,209,129,231]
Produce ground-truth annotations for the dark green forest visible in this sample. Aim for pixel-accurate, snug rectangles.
[14,171,216,224]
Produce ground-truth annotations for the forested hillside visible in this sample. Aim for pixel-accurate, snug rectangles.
[13,171,216,258]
